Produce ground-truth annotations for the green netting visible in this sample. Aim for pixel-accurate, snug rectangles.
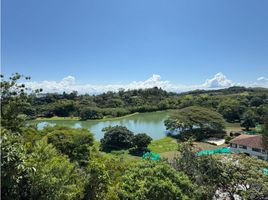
[263,168,268,175]
[196,147,231,156]
[245,131,257,135]
[142,152,160,161]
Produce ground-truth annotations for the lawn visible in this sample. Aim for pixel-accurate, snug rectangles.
[93,136,228,161]
[148,137,179,153]
[225,122,243,132]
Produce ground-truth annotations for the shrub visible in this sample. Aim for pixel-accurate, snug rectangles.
[100,126,134,152]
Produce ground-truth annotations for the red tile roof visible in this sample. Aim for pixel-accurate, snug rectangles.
[229,134,264,149]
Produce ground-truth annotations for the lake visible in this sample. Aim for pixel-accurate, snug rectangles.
[34,111,171,140]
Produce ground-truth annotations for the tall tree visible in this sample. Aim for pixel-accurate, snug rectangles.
[165,106,225,140]
[0,73,41,132]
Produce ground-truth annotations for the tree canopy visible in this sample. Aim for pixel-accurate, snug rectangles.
[165,106,225,140]
[100,126,134,152]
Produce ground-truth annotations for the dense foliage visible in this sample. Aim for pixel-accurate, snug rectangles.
[100,126,135,152]
[117,161,198,200]
[45,126,94,166]
[165,106,225,140]
[11,79,267,125]
[171,141,268,200]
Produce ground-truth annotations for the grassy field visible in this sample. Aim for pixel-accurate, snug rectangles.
[225,122,243,132]
[148,137,179,153]
[93,136,228,161]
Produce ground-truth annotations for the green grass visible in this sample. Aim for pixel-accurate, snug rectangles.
[225,122,243,132]
[35,112,139,121]
[35,116,80,121]
[148,137,179,153]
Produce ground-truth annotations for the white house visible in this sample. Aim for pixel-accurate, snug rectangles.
[229,134,268,161]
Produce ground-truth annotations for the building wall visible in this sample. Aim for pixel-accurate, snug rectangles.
[230,144,268,161]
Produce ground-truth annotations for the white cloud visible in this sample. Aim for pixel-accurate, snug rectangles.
[24,73,267,94]
[253,76,268,87]
[202,72,233,88]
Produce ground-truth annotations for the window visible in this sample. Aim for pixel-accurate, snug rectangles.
[257,156,264,160]
[230,143,237,148]
[239,145,247,149]
[252,148,261,152]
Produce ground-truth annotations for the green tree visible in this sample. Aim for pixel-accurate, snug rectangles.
[0,73,41,131]
[262,116,268,150]
[117,161,198,200]
[25,140,86,200]
[165,106,225,140]
[100,126,134,152]
[79,107,103,120]
[45,126,94,166]
[217,99,246,122]
[129,133,152,156]
[240,110,257,131]
[172,142,268,200]
[1,129,30,200]
[52,99,75,117]
[133,133,152,149]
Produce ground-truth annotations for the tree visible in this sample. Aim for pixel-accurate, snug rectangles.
[262,116,268,150]
[117,161,198,200]
[165,106,225,140]
[79,107,103,120]
[100,126,134,152]
[45,126,94,166]
[171,142,268,200]
[217,99,246,122]
[0,73,41,132]
[133,133,152,149]
[250,96,264,107]
[52,99,75,117]
[240,110,256,131]
[25,140,86,200]
[1,129,30,200]
[129,133,152,156]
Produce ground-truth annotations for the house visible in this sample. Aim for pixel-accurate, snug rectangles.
[229,134,268,161]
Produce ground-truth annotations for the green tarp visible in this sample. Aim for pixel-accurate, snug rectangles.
[263,168,268,175]
[196,147,231,156]
[142,152,160,161]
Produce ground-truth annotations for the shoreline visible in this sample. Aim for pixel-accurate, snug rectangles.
[34,112,140,122]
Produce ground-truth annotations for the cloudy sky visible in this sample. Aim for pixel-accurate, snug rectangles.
[2,0,268,93]
[24,72,268,94]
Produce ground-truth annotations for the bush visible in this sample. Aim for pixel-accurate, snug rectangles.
[45,126,94,166]
[117,161,197,200]
[100,126,134,152]
[133,133,152,149]
[79,107,103,120]
[25,140,86,200]
[224,135,232,143]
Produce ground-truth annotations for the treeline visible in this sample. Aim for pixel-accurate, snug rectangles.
[24,84,268,124]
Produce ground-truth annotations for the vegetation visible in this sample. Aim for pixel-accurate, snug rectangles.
[100,125,135,152]
[1,73,268,200]
[117,161,198,200]
[171,141,268,200]
[165,106,225,140]
[45,126,94,166]
[5,74,266,125]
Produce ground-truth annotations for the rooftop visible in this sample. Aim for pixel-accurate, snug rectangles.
[229,134,264,150]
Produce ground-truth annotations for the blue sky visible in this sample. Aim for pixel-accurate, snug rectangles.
[2,0,268,92]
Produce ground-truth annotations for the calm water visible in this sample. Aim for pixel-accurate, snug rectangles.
[34,111,170,140]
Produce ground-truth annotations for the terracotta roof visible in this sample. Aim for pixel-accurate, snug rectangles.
[229,134,264,149]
